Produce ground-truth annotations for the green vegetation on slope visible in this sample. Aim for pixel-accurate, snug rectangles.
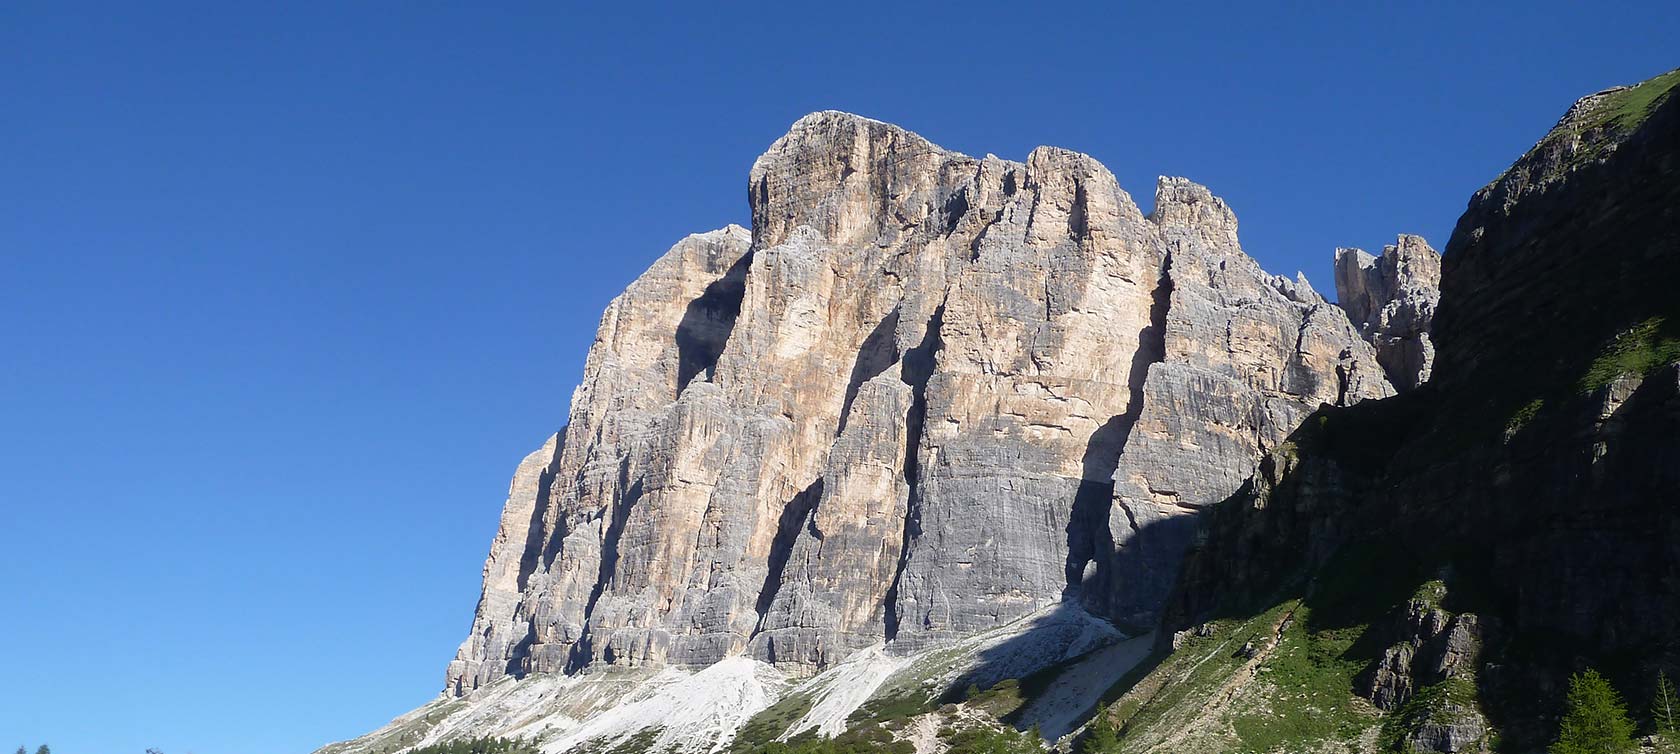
[962,650,1097,725]
[1379,677,1482,752]
[730,690,819,752]
[1091,602,1399,752]
[940,725,1043,754]
[314,697,470,754]
[1089,539,1489,753]
[844,645,970,727]
[732,628,1086,754]
[735,737,895,754]
[1095,603,1311,752]
[405,737,539,754]
[740,722,1041,754]
[733,721,913,754]
[1539,67,1680,171]
[1598,68,1680,132]
[1505,398,1544,436]
[1578,317,1680,392]
[1228,601,1380,752]
[1503,66,1680,186]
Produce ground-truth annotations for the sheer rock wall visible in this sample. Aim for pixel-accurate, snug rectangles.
[445,112,1391,694]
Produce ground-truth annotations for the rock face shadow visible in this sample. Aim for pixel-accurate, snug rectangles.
[1066,252,1174,614]
[1065,416,1128,593]
[884,304,944,642]
[935,603,1153,739]
[675,251,753,395]
[1102,499,1201,633]
[567,477,644,673]
[752,478,824,626]
[837,306,902,435]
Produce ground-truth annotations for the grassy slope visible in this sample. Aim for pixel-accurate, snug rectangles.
[1099,596,1390,752]
[1534,67,1680,174]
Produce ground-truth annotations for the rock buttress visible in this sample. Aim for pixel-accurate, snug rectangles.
[446,111,1391,692]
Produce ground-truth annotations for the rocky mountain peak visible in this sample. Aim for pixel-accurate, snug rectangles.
[1434,67,1680,389]
[748,111,956,250]
[1333,233,1442,391]
[1149,175,1240,248]
[1470,68,1680,215]
[436,111,1398,697]
[327,110,1399,754]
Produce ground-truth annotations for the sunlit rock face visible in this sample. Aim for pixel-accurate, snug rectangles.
[444,111,1392,695]
[1334,234,1442,391]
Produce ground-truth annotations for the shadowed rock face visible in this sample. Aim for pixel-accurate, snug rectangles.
[444,111,1391,694]
[1163,70,1680,752]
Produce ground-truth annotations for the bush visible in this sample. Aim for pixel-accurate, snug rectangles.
[943,725,1042,754]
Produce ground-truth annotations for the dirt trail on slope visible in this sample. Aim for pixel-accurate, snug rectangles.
[906,713,944,754]
[1143,604,1299,754]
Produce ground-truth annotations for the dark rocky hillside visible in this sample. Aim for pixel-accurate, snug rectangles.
[1124,68,1680,753]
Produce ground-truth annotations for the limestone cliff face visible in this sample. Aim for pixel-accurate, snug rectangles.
[1334,234,1441,391]
[1084,178,1393,629]
[445,112,1391,695]
[445,225,753,692]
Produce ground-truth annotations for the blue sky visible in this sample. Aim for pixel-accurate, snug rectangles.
[1,3,1674,753]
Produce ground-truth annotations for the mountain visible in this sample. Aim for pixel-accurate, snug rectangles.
[319,112,1410,753]
[1104,68,1680,753]
[320,66,1679,754]
[1333,234,1440,392]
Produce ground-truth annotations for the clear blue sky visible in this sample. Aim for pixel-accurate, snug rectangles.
[2,3,1673,753]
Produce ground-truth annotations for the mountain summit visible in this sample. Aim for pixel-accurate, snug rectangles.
[322,106,1456,753]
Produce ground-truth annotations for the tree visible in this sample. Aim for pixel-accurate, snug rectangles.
[1655,672,1680,745]
[1552,668,1636,754]
[17,746,27,754]
[1082,718,1121,753]
[34,746,48,754]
